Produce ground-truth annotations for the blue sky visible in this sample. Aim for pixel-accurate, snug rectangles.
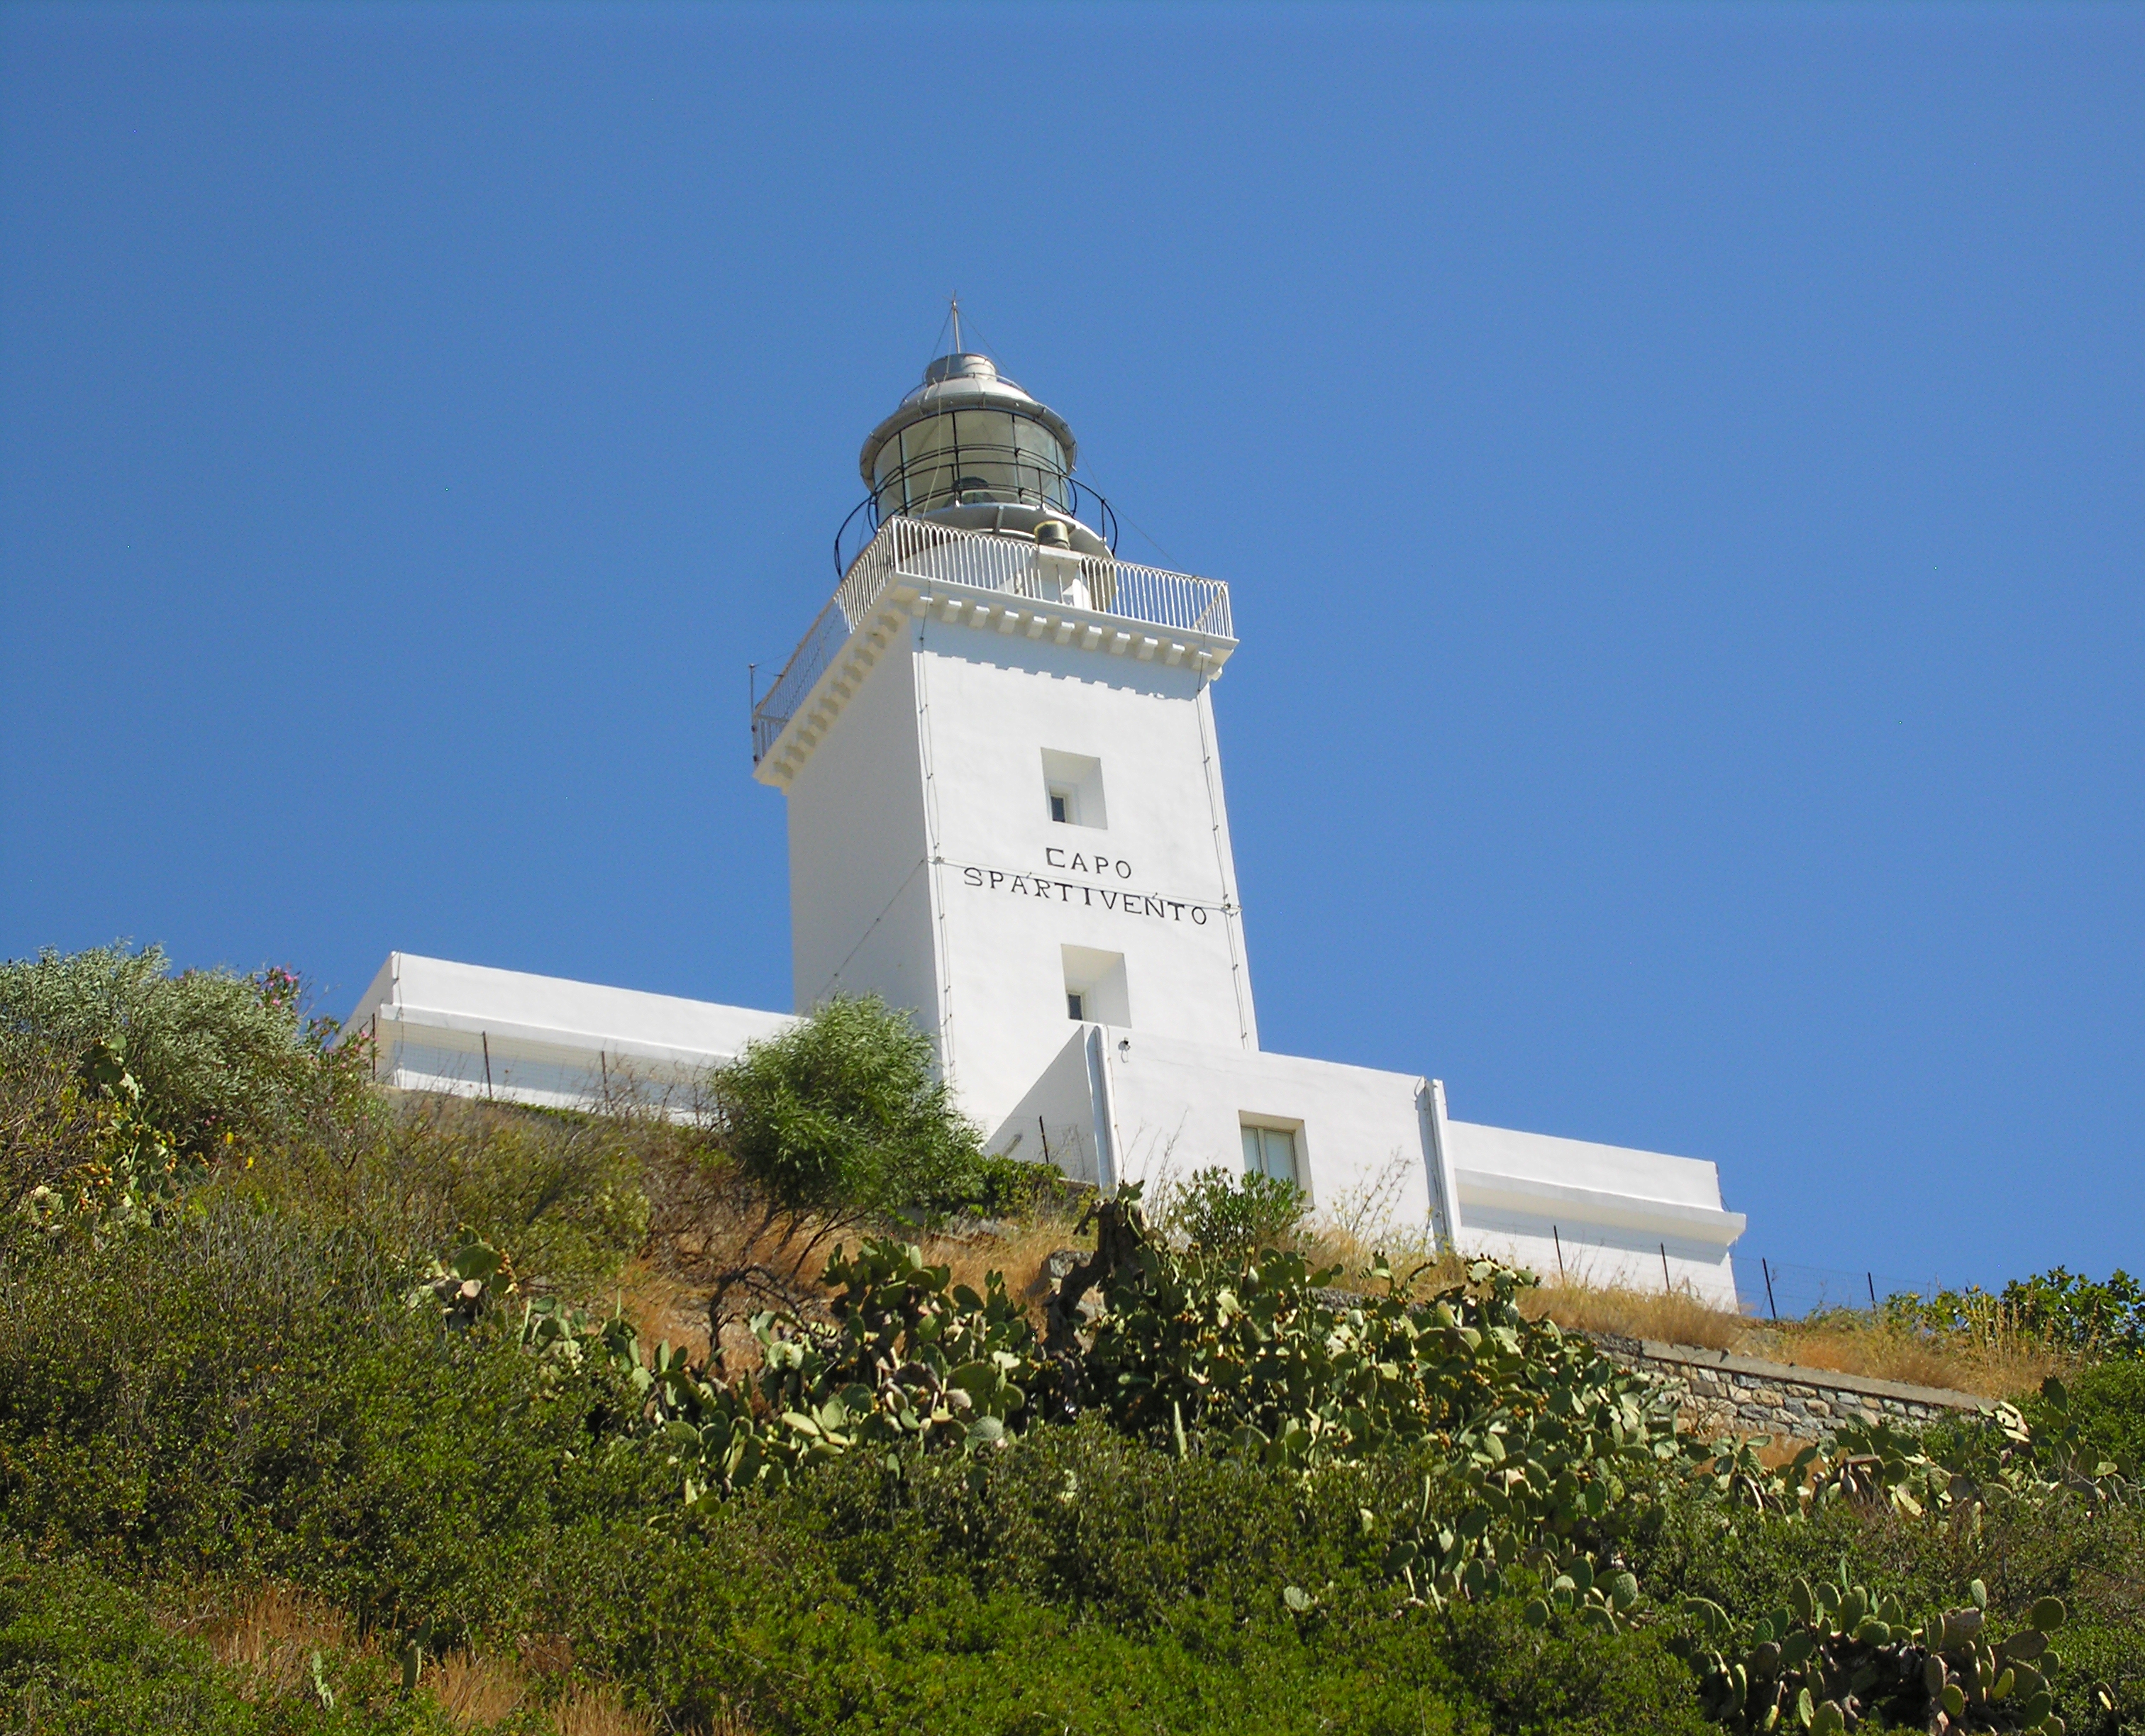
[4,2,2139,1299]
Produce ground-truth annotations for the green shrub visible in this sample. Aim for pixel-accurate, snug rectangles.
[0,1038,103,1218]
[2026,1359,2145,1477]
[1164,1164,1309,1254]
[0,1192,1713,1730]
[1885,1264,2145,1359]
[223,1093,655,1298]
[565,1424,1714,1735]
[0,946,375,1172]
[713,993,989,1235]
[5,947,2144,1734]
[958,1149,1080,1220]
[0,1201,662,1642]
[2003,1267,2145,1357]
[0,1547,272,1735]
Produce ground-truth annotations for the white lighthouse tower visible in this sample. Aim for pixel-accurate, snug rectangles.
[752,349,1256,1177]
[350,335,1750,1306]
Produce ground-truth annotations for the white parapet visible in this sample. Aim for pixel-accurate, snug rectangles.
[345,953,793,1115]
[1441,1119,1746,1307]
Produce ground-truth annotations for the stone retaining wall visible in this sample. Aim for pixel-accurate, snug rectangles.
[1589,1332,1988,1443]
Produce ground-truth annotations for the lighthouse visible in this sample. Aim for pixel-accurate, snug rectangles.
[349,335,1750,1306]
[751,350,1257,1178]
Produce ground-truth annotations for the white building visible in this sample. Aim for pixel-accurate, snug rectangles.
[351,348,1746,1306]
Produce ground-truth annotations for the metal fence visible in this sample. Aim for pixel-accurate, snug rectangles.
[1736,1256,1963,1322]
[753,516,1234,763]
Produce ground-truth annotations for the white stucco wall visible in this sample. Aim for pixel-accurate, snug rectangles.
[916,621,1255,1133]
[783,645,940,1020]
[996,1025,1448,1243]
[993,1024,1106,1186]
[992,1028,1742,1305]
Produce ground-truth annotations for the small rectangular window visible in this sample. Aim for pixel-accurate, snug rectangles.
[1241,1123,1302,1189]
[1066,991,1085,1021]
[1049,789,1072,825]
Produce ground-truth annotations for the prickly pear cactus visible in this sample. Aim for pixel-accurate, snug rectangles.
[1680,1573,2093,1734]
[748,1236,1038,1466]
[516,1235,1047,1509]
[1078,1189,1678,1480]
[407,1230,511,1331]
[1805,1418,1955,1520]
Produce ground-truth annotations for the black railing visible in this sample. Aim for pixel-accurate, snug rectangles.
[834,476,1118,576]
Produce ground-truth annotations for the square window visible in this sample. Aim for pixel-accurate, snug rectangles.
[1062,945,1128,1025]
[1241,1123,1302,1189]
[1039,750,1106,829]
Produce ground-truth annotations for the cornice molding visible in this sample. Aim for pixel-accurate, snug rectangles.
[754,576,1239,787]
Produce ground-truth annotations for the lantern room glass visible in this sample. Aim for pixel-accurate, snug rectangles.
[871,408,1072,521]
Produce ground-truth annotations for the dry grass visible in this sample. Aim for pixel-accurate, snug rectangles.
[170,1584,675,1735]
[1302,1227,1461,1291]
[187,1584,356,1701]
[1519,1279,1748,1352]
[428,1650,533,1725]
[1509,1279,2061,1400]
[1745,1316,2067,1399]
[921,1216,1092,1318]
[429,1649,677,1735]
[616,1257,710,1355]
[550,1682,674,1735]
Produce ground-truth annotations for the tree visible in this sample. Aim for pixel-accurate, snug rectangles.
[714,993,987,1258]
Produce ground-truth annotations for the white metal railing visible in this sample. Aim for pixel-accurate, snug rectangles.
[753,517,1233,763]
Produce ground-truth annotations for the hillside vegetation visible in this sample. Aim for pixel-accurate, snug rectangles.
[1,946,2141,1736]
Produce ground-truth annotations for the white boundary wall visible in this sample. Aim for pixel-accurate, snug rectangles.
[1443,1120,1744,1306]
[342,959,1744,1306]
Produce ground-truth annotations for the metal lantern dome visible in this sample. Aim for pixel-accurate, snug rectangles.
[847,351,1115,567]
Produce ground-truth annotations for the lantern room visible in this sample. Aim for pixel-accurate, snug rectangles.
[855,352,1113,558]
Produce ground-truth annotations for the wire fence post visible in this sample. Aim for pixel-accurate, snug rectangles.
[1552,1224,1565,1282]
[1761,1257,1778,1320]
[482,1032,494,1101]
[1661,1242,1672,1294]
